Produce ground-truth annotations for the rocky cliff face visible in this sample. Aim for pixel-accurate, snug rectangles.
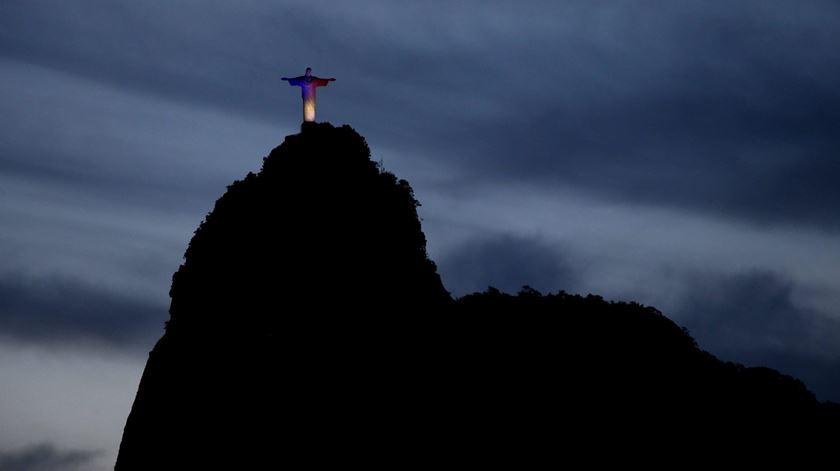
[115,123,451,469]
[116,123,837,469]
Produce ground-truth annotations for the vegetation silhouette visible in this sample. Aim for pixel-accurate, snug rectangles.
[116,123,838,469]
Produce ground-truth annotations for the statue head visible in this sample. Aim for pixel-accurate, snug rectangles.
[305,67,312,77]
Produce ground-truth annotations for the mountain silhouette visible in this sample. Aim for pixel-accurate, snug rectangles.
[116,122,838,469]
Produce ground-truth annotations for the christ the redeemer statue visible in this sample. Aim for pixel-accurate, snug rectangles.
[281,67,336,122]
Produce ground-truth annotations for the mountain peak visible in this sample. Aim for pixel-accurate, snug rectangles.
[167,122,450,333]
[116,124,838,469]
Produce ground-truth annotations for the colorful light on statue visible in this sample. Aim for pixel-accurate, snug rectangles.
[281,67,336,122]
[303,93,316,122]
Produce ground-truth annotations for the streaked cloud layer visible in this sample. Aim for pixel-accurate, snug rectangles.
[2,1,839,468]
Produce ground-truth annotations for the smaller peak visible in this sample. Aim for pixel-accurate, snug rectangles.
[300,121,335,134]
[261,122,373,179]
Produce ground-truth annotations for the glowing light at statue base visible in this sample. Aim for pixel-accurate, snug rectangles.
[303,94,316,122]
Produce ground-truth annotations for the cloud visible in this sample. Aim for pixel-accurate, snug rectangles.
[674,270,840,400]
[733,349,840,405]
[1,0,837,465]
[0,58,276,338]
[0,58,276,212]
[0,443,99,471]
[0,275,165,350]
[677,271,840,355]
[3,1,840,229]
[436,234,577,297]
[0,343,145,471]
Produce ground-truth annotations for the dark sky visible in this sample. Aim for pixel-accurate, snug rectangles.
[2,1,840,468]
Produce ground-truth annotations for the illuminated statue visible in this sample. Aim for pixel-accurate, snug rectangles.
[281,67,336,122]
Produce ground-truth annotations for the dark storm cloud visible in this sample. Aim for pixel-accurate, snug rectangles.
[0,147,200,211]
[0,58,260,214]
[2,0,839,361]
[676,270,840,400]
[3,1,840,228]
[3,0,840,462]
[0,275,165,349]
[0,443,99,471]
[437,234,576,297]
[678,271,840,355]
[0,0,310,120]
[734,349,840,405]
